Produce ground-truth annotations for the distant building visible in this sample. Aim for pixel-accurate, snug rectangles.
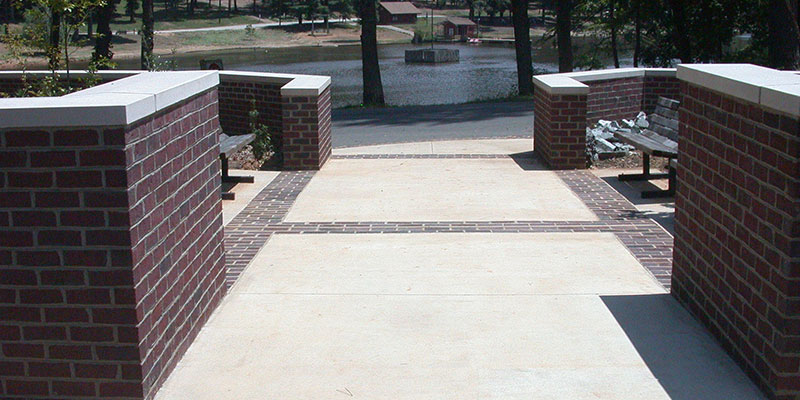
[442,17,477,40]
[378,2,420,25]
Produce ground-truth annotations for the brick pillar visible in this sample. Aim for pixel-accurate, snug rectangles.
[281,86,332,170]
[673,65,800,399]
[0,89,226,399]
[533,87,588,169]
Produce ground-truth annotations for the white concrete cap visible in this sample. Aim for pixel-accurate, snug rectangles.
[761,84,800,117]
[533,68,677,95]
[219,70,294,84]
[563,67,646,82]
[0,93,155,128]
[219,70,331,96]
[643,68,678,77]
[68,71,219,111]
[533,75,589,95]
[678,63,800,116]
[280,75,332,97]
[0,71,218,128]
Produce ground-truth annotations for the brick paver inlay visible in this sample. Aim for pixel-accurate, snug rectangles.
[223,155,674,288]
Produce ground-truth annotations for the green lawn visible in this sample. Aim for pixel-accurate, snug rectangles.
[166,26,290,46]
[108,0,265,33]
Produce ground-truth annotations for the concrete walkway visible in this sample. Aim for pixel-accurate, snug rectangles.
[157,139,764,399]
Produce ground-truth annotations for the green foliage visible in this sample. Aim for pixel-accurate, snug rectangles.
[244,23,255,36]
[248,99,278,161]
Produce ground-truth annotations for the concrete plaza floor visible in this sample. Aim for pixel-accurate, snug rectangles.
[156,139,764,399]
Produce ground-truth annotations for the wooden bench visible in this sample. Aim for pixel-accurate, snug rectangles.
[219,133,256,200]
[614,97,679,198]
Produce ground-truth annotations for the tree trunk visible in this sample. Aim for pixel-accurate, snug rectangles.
[188,0,196,15]
[94,0,115,63]
[88,14,94,38]
[511,0,532,95]
[359,0,384,105]
[667,0,691,62]
[555,0,572,72]
[609,0,619,68]
[768,0,800,69]
[633,0,640,67]
[234,0,238,11]
[141,0,154,69]
[49,7,62,70]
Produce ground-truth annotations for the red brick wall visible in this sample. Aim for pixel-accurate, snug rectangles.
[281,87,333,170]
[217,80,283,137]
[586,77,644,125]
[643,75,681,114]
[217,78,332,170]
[533,88,587,169]
[125,89,227,399]
[672,82,800,399]
[0,89,226,399]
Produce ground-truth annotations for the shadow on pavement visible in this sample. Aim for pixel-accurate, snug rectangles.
[601,294,765,400]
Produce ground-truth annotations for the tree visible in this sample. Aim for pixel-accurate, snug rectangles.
[125,0,138,21]
[358,0,384,105]
[140,0,153,69]
[93,0,114,63]
[768,0,800,69]
[666,0,690,62]
[607,0,618,67]
[555,0,572,72]
[48,5,62,69]
[511,0,532,95]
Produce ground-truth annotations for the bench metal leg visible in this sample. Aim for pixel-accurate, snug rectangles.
[618,154,669,181]
[640,158,677,198]
[220,155,255,200]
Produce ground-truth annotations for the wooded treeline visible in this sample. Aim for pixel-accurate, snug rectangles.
[2,0,799,104]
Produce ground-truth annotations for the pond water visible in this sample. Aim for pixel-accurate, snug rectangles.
[114,41,631,108]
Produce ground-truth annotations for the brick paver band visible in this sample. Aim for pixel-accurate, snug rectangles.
[222,155,673,289]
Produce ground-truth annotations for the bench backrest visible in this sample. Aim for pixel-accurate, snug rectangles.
[647,97,680,142]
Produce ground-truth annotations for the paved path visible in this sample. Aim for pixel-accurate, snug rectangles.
[332,101,534,148]
[157,139,764,399]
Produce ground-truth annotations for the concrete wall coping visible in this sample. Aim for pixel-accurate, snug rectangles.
[0,70,333,129]
[677,63,800,117]
[218,71,332,97]
[533,68,678,94]
[0,71,218,128]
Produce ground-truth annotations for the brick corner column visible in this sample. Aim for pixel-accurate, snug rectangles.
[673,65,800,399]
[1,87,226,399]
[281,86,332,170]
[533,85,588,170]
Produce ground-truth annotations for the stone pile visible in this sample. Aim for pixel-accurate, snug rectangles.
[586,112,649,161]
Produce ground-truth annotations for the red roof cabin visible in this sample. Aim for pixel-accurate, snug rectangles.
[442,17,477,41]
[378,2,420,25]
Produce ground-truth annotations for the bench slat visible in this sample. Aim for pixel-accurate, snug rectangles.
[220,133,256,156]
[650,114,679,132]
[657,97,680,110]
[615,131,678,158]
[650,124,679,142]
